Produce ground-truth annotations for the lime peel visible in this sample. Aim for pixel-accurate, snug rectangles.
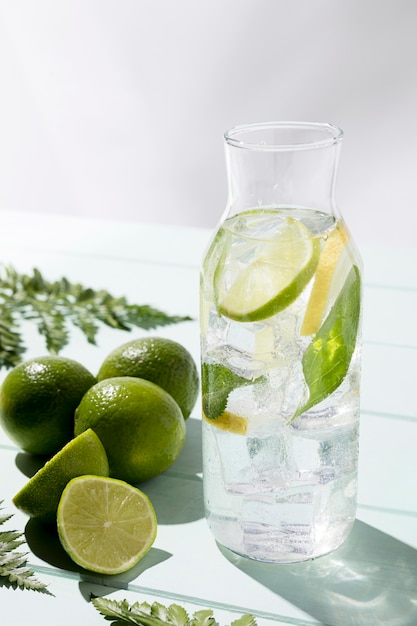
[74,377,186,484]
[0,355,97,456]
[97,337,199,419]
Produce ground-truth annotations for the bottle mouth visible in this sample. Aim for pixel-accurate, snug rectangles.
[224,121,343,151]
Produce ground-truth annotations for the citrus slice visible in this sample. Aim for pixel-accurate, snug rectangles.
[57,475,157,575]
[300,223,349,336]
[215,217,320,322]
[12,429,109,522]
[203,410,248,435]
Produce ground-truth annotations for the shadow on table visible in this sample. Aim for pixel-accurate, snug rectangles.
[139,417,205,525]
[219,520,417,626]
[171,416,203,475]
[25,517,171,587]
[15,451,47,477]
[16,417,205,528]
[78,546,172,592]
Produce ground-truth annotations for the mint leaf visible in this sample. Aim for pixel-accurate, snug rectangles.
[202,363,264,419]
[293,265,361,419]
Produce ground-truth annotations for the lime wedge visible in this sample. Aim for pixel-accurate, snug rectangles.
[215,217,319,322]
[300,223,349,336]
[13,429,109,522]
[57,475,157,575]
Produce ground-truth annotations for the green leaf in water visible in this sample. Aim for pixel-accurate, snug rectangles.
[293,264,361,420]
[202,362,264,419]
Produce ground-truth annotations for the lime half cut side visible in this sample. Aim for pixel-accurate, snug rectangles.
[215,217,320,322]
[57,475,157,575]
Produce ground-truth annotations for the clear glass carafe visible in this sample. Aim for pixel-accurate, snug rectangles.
[200,122,363,563]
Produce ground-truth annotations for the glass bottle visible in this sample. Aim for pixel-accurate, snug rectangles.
[200,122,363,563]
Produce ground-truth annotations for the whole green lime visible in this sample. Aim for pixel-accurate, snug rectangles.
[74,376,186,484]
[97,337,199,419]
[0,356,96,456]
[13,429,109,522]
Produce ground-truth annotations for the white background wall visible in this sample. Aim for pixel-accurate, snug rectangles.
[0,0,416,248]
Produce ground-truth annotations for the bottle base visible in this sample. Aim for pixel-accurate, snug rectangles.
[208,516,355,564]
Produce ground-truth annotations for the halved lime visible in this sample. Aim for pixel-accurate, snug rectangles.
[13,429,109,522]
[300,222,350,336]
[57,475,157,575]
[215,217,320,322]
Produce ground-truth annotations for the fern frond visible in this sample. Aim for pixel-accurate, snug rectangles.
[0,264,193,370]
[91,597,255,626]
[0,501,50,593]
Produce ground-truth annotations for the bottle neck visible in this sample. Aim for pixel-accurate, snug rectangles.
[224,122,343,218]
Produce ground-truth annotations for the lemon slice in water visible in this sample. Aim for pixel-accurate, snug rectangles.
[203,410,248,435]
[57,475,157,575]
[301,223,350,336]
[215,217,319,322]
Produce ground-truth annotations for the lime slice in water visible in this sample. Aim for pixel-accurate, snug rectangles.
[215,217,319,322]
[57,475,157,574]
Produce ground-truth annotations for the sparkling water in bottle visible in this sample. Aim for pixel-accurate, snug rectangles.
[200,122,363,563]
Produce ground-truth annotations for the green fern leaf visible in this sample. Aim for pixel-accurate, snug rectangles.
[91,597,255,626]
[0,501,50,593]
[0,264,193,369]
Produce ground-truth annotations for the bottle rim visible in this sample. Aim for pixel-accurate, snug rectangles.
[224,121,343,151]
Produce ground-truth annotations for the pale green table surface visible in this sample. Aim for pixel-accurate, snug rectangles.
[0,209,416,626]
